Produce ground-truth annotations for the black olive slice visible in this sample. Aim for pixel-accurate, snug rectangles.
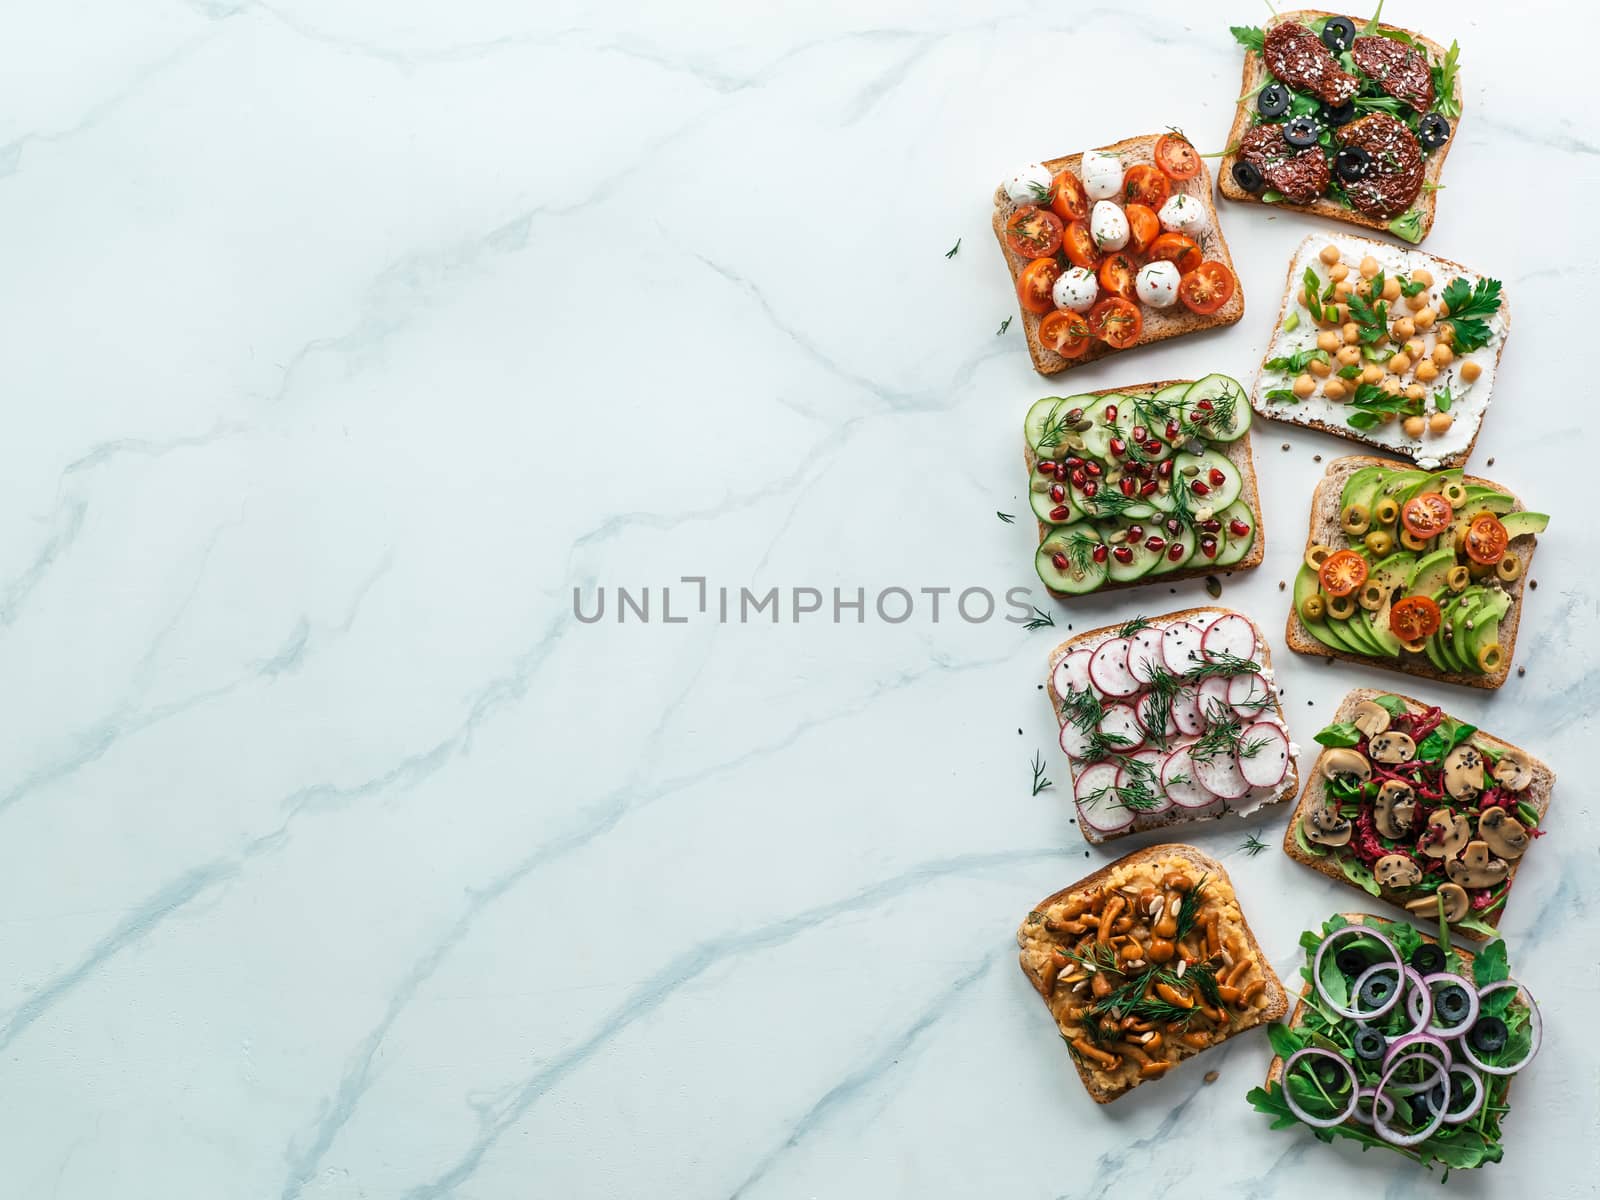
[1322,16,1356,52]
[1353,1026,1386,1061]
[1418,113,1451,150]
[1435,983,1472,1024]
[1321,101,1356,127]
[1335,947,1367,977]
[1469,1015,1508,1053]
[1409,943,1445,975]
[1358,971,1396,1009]
[1335,145,1372,182]
[1258,83,1292,118]
[1231,160,1264,193]
[1284,115,1320,148]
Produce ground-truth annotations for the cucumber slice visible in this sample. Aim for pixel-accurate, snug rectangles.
[1149,525,1197,575]
[1213,501,1257,566]
[1173,449,1243,512]
[1096,519,1162,583]
[1077,488,1154,521]
[1147,383,1192,446]
[1025,394,1098,455]
[1036,526,1108,595]
[1182,374,1251,441]
[1078,395,1125,460]
[1028,484,1078,526]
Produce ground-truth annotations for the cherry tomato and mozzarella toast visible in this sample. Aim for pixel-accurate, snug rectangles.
[1047,609,1299,845]
[1221,11,1463,243]
[995,134,1244,375]
[1253,234,1508,469]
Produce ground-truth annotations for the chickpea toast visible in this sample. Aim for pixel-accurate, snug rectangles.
[1017,844,1287,1103]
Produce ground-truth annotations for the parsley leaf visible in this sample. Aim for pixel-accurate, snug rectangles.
[1266,347,1330,374]
[1440,277,1503,353]
[1230,25,1265,53]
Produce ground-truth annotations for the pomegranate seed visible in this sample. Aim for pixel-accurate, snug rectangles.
[1201,519,1222,533]
[1055,462,1069,481]
[1196,399,1214,412]
[1191,481,1211,496]
[1229,518,1251,537]
[1113,546,1134,564]
[1109,437,1126,457]
[1104,404,1118,422]
[1050,505,1070,520]
[1085,462,1103,477]
[1166,518,1181,533]
[1146,535,1166,552]
[1140,480,1158,497]
[1066,407,1083,422]
[1167,542,1186,561]
[1049,483,1065,502]
[1143,439,1162,454]
[1052,552,1068,570]
[1157,460,1174,479]
[1065,456,1084,469]
[1036,459,1057,474]
[1166,419,1181,439]
[1092,544,1109,564]
[1131,425,1147,442]
[1083,482,1098,499]
[1071,468,1087,487]
[1119,477,1137,498]
[1200,535,1219,558]
[1127,525,1144,541]
[1208,467,1226,487]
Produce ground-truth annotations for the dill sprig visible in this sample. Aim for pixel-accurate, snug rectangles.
[1175,874,1209,942]
[1240,833,1269,857]
[945,238,961,259]
[1060,686,1106,733]
[996,511,1015,524]
[1030,751,1052,796]
[1118,615,1153,638]
[1023,606,1055,630]
[997,316,1012,336]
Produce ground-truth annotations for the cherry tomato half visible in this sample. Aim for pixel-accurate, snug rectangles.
[1146,232,1203,275]
[1087,297,1143,349]
[1124,203,1160,256]
[1062,220,1101,271]
[1178,262,1237,315]
[1153,132,1202,181]
[1049,171,1089,222]
[1390,595,1442,642]
[1464,513,1509,565]
[1005,207,1063,258]
[1319,549,1369,598]
[1017,258,1062,315]
[1039,309,1092,359]
[1401,493,1453,541]
[1122,164,1171,210]
[1098,253,1138,301]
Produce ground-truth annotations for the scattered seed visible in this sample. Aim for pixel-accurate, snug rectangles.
[1530,580,1538,589]
[1205,576,1222,599]
[1313,454,1322,462]
[1487,457,1496,467]
[1281,442,1290,451]
[1517,666,1526,677]
[1307,700,1314,706]
[1278,580,1286,591]
[1018,728,1024,736]
[1203,1070,1220,1085]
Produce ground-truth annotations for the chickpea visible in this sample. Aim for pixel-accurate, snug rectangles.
[1405,383,1426,401]
[1333,279,1354,301]
[1391,316,1416,340]
[1406,338,1425,360]
[1359,255,1380,278]
[1430,411,1454,434]
[1437,300,1450,319]
[1309,357,1332,378]
[1324,378,1348,401]
[1381,276,1403,301]
[1317,330,1340,352]
[1461,360,1482,383]
[1361,364,1384,385]
[1341,322,1361,344]
[1388,352,1412,374]
[1329,262,1350,282]
[1438,323,1454,345]
[1405,290,1430,312]
[1292,373,1317,398]
[1432,343,1455,367]
[1380,376,1402,396]
[1402,415,1426,438]
[1337,344,1361,366]
[1319,244,1342,265]
[1415,358,1439,383]
[1298,286,1310,306]
[1414,306,1436,329]
[1411,268,1434,288]
[1351,278,1370,298]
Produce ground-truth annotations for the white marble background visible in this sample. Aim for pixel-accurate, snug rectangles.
[1,1,1596,1197]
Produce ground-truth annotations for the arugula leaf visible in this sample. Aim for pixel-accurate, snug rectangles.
[1362,0,1386,36]
[1451,915,1501,939]
[1338,857,1383,897]
[1266,1022,1305,1060]
[1433,40,1462,120]
[1314,722,1362,748]
[1231,25,1265,53]
[1387,209,1425,244]
[1302,267,1324,323]
[1294,818,1330,859]
[1473,940,1510,989]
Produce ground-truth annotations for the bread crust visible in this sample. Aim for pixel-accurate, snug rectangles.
[1046,607,1300,844]
[1026,380,1266,598]
[992,134,1245,376]
[1249,233,1512,468]
[1018,843,1288,1103]
[1280,689,1555,937]
[1283,455,1539,689]
[1219,10,1463,241]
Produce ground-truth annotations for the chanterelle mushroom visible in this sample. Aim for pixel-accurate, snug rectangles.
[1419,809,1471,859]
[1443,743,1486,801]
[1406,882,1469,922]
[1491,748,1534,793]
[1374,780,1417,840]
[1304,802,1353,847]
[1446,840,1510,889]
[1320,747,1371,783]
[1369,731,1417,764]
[1478,806,1530,860]
[1352,700,1392,738]
[1375,853,1423,889]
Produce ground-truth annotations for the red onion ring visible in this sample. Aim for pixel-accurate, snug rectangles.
[1281,1047,1359,1129]
[1423,971,1480,1039]
[1312,926,1403,1021]
[1381,1033,1451,1095]
[1395,966,1433,1039]
[1351,1086,1394,1127]
[1421,1064,1486,1125]
[1460,979,1543,1076]
[1373,1050,1451,1146]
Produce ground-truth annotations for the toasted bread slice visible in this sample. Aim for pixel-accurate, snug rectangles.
[1046,607,1299,844]
[1026,380,1265,598]
[1249,234,1511,469]
[1284,455,1540,689]
[1282,689,1555,937]
[1219,11,1463,241]
[992,134,1245,375]
[1018,843,1287,1104]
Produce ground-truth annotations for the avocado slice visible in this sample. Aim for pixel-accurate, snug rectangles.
[1292,565,1349,655]
[1408,547,1456,596]
[1332,602,1384,656]
[1399,469,1462,506]
[1339,466,1387,520]
[1463,486,1516,514]
[1377,469,1428,500]
[1457,589,1511,671]
[1500,512,1549,540]
[1440,595,1481,673]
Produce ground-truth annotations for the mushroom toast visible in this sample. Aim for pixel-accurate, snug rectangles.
[1288,456,1546,688]
[995,133,1244,375]
[1249,913,1542,1174]
[1221,9,1463,243]
[1253,234,1508,469]
[1286,689,1553,939]
[1048,609,1297,844]
[1026,376,1265,598]
[1018,844,1287,1104]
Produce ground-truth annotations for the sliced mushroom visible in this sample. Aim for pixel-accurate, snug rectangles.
[1374,780,1417,839]
[1443,743,1486,801]
[1478,806,1530,860]
[1368,731,1417,765]
[1374,853,1423,889]
[1319,747,1372,783]
[1405,882,1469,922]
[1351,700,1392,738]
[1303,802,1353,847]
[1446,840,1510,889]
[1419,809,1471,859]
[1491,748,1534,793]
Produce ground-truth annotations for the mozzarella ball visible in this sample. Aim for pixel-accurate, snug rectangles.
[1080,150,1124,201]
[1158,193,1207,236]
[1134,261,1182,308]
[1089,200,1129,251]
[1003,163,1053,204]
[1052,266,1099,313]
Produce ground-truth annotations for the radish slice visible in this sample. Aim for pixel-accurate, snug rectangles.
[1228,671,1272,717]
[1052,648,1093,699]
[1137,692,1178,741]
[1191,748,1250,799]
[1171,686,1205,736]
[1088,637,1140,697]
[1201,613,1257,662]
[1161,747,1219,810]
[1074,762,1132,833]
[1058,720,1095,760]
[1096,703,1143,752]
[1161,621,1206,675]
[1197,677,1232,724]
[1118,750,1172,815]
[1238,722,1290,788]
[1128,627,1166,684]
